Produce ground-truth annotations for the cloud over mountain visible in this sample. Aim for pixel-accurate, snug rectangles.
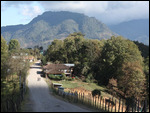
[2,1,149,25]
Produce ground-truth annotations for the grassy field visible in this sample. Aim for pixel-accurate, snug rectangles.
[46,77,124,112]
[49,78,112,98]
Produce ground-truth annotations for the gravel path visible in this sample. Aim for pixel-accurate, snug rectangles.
[26,60,91,112]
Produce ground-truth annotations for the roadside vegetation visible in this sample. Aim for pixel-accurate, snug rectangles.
[1,36,41,112]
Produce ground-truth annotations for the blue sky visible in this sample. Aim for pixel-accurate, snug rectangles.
[1,1,149,27]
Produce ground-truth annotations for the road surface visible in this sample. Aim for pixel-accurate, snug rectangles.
[25,60,91,112]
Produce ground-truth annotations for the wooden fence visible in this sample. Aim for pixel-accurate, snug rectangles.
[51,86,149,112]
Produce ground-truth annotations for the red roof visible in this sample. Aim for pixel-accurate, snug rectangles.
[24,56,34,60]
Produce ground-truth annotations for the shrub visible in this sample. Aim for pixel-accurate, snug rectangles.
[48,74,55,79]
[61,73,66,80]
[85,73,94,83]
[85,78,91,83]
[48,74,62,80]
[92,89,101,97]
[65,77,74,81]
[75,76,79,80]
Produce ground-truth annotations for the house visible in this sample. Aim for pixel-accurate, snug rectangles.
[12,52,35,62]
[43,64,74,77]
[23,56,35,62]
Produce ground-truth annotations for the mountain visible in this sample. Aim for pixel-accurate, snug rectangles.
[1,11,117,49]
[108,19,149,45]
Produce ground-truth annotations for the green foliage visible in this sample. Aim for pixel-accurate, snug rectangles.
[133,41,149,59]
[1,35,8,55]
[8,39,20,51]
[96,36,143,85]
[61,73,66,80]
[1,44,30,112]
[1,36,8,78]
[48,74,65,80]
[41,55,47,65]
[92,89,101,97]
[85,73,95,83]
[144,56,149,76]
[93,36,146,99]
[46,39,65,63]
[1,11,115,49]
[144,56,149,99]
[45,34,148,100]
[118,61,146,100]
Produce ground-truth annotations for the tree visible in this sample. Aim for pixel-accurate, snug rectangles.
[118,61,146,100]
[1,36,8,78]
[94,36,146,103]
[46,39,65,63]
[144,56,149,102]
[96,36,143,85]
[1,35,8,55]
[8,39,20,51]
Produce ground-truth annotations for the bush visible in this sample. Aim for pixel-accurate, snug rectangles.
[85,78,91,83]
[65,77,75,81]
[61,73,66,80]
[48,74,55,79]
[75,76,79,80]
[92,89,101,97]
[85,73,94,83]
[48,74,62,80]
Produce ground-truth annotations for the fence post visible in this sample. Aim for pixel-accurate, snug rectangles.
[144,99,147,112]
[91,96,93,107]
[92,96,94,106]
[7,100,9,112]
[100,96,102,109]
[83,93,84,104]
[95,97,96,108]
[108,98,110,112]
[137,99,139,112]
[111,97,113,112]
[122,99,124,112]
[79,93,80,103]
[132,101,134,112]
[87,97,90,105]
[105,98,107,111]
[14,103,17,112]
[98,96,99,109]
[102,98,104,110]
[81,93,83,103]
[115,99,116,112]
[118,98,121,112]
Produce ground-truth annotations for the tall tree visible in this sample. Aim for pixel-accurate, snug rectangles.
[95,36,146,100]
[96,36,143,85]
[8,39,20,51]
[46,39,65,63]
[1,36,8,78]
[118,61,146,100]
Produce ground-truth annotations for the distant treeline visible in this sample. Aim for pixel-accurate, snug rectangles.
[133,41,149,59]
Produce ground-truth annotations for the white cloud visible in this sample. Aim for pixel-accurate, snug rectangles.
[18,4,43,22]
[2,1,149,25]
[37,1,149,24]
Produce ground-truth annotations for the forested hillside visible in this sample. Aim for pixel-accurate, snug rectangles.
[1,11,116,49]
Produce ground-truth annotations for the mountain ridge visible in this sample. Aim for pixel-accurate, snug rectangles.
[1,11,116,49]
[108,19,149,45]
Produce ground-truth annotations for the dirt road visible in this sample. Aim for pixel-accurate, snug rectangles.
[25,60,91,112]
